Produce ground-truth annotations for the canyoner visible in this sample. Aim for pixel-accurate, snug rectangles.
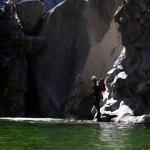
[91,76,106,122]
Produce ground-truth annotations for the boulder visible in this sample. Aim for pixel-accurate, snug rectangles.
[16,0,45,34]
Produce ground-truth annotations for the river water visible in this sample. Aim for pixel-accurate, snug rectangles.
[0,120,150,150]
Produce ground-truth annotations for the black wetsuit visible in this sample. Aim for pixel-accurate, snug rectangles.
[92,81,102,118]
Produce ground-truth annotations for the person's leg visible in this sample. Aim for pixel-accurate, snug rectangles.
[94,100,101,118]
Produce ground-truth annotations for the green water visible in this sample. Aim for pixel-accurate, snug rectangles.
[0,121,150,150]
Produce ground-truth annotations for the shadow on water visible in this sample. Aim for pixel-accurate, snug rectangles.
[0,120,150,150]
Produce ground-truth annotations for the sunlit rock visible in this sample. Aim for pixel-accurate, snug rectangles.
[102,0,150,124]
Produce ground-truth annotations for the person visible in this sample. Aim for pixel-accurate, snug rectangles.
[91,76,103,121]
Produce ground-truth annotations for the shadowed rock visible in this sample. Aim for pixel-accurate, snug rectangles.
[0,2,44,117]
[0,0,122,118]
[16,0,46,34]
[28,0,122,118]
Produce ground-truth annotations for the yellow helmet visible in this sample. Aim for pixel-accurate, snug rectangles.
[91,76,97,81]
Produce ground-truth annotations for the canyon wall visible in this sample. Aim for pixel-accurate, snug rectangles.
[0,0,122,118]
[101,0,150,124]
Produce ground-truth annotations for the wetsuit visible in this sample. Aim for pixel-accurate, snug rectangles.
[92,81,102,118]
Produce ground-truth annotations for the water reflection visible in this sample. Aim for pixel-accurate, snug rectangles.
[98,123,150,150]
[0,120,150,150]
[99,123,128,149]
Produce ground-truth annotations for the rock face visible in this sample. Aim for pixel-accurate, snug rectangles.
[28,0,122,117]
[15,0,63,11]
[16,0,45,34]
[0,0,122,117]
[101,0,150,124]
[0,2,44,117]
[0,3,27,116]
[1,0,150,123]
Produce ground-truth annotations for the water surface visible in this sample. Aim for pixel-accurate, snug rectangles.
[0,120,150,150]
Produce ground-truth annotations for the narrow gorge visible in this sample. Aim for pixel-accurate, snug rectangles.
[0,0,150,124]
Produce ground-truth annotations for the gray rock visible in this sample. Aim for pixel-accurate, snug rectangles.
[103,0,150,124]
[27,0,121,117]
[113,115,150,124]
[0,2,45,117]
[16,0,63,11]
[143,107,150,115]
[16,0,46,34]
[103,98,120,112]
[0,0,122,117]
